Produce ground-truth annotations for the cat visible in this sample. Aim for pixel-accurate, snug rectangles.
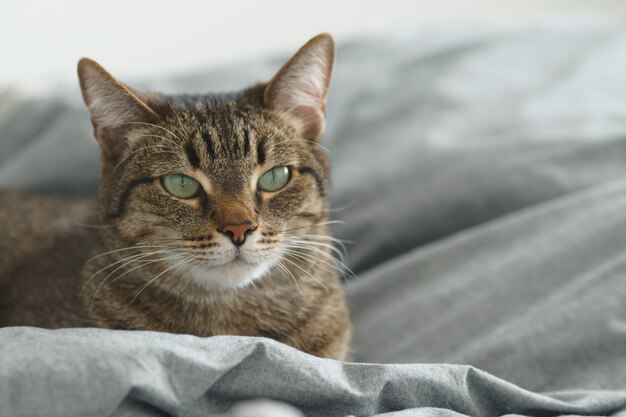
[0,34,351,360]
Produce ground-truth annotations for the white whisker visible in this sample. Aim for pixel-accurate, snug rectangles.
[167,101,194,136]
[120,121,180,140]
[282,234,356,279]
[83,249,168,292]
[124,255,196,310]
[130,133,179,147]
[88,251,183,311]
[279,256,328,292]
[114,144,177,170]
[72,221,113,229]
[274,257,301,292]
[280,247,342,276]
[84,245,167,265]
[283,237,346,262]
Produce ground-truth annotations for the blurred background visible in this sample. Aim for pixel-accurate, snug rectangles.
[0,0,625,272]
[0,0,624,94]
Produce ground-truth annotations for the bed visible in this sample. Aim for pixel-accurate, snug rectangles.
[1,20,625,416]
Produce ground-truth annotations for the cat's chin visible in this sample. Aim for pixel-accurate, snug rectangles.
[183,258,273,290]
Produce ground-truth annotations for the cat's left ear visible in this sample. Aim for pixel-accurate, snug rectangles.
[77,58,161,159]
[264,33,335,142]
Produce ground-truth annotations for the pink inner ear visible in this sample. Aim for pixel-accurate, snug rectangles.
[264,35,334,141]
[292,105,324,141]
[96,126,130,160]
[265,62,330,141]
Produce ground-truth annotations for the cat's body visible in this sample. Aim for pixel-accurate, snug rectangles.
[0,34,351,359]
[0,191,96,328]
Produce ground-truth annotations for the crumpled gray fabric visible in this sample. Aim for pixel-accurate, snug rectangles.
[1,20,626,417]
[0,327,624,417]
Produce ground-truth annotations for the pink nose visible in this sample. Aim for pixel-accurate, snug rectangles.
[219,222,257,246]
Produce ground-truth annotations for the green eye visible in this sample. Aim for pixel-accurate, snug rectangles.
[258,166,291,192]
[161,174,200,199]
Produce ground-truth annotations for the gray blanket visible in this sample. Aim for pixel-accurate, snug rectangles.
[1,21,626,416]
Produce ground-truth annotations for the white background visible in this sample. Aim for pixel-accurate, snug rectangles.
[0,0,624,93]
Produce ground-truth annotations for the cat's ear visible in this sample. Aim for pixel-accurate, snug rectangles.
[77,58,160,159]
[264,33,335,142]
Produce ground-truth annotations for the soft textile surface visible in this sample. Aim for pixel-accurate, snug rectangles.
[1,21,626,416]
[1,327,625,417]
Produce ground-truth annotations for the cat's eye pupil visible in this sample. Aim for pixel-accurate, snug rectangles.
[258,166,290,192]
[161,174,200,199]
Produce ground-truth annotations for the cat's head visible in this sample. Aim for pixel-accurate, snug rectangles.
[78,34,335,289]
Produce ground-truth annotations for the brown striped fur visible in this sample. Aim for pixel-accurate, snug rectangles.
[0,34,351,360]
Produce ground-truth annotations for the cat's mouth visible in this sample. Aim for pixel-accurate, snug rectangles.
[179,248,275,289]
[223,256,251,268]
[163,230,280,289]
[214,256,254,269]
[213,249,254,267]
[194,258,272,289]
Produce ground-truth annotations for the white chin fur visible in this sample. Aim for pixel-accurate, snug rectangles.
[185,259,273,289]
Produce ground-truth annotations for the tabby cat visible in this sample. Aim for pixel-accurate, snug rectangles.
[0,34,351,360]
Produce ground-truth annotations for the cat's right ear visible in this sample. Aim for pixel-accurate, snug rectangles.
[77,58,160,160]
